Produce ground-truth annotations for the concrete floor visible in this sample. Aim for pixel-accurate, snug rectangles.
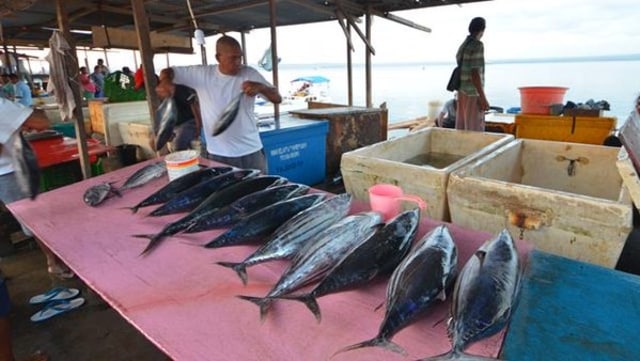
[1,241,168,361]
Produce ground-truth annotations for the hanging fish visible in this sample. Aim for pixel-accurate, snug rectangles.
[154,97,178,151]
[334,225,458,357]
[12,132,41,200]
[213,92,243,136]
[420,229,521,361]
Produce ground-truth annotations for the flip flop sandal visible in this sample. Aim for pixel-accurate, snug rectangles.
[29,287,80,305]
[30,298,85,322]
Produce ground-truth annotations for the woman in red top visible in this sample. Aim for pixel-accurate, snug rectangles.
[79,66,96,100]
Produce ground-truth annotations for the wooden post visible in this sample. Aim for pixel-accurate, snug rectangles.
[130,0,159,133]
[269,0,280,127]
[55,0,92,179]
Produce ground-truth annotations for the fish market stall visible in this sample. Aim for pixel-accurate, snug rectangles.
[6,159,531,361]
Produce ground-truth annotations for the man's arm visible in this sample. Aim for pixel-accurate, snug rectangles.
[242,81,282,104]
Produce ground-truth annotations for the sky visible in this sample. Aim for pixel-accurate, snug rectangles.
[18,0,640,71]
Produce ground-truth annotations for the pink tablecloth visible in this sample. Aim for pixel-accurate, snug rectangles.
[7,159,532,361]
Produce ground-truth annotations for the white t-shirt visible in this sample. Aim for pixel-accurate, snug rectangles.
[0,98,32,175]
[172,65,270,157]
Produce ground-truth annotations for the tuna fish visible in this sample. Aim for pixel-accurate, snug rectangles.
[420,229,521,361]
[127,166,235,213]
[213,92,243,136]
[184,183,309,232]
[281,208,420,322]
[11,132,41,200]
[154,97,178,151]
[118,161,167,191]
[238,211,383,321]
[217,193,352,285]
[135,175,286,256]
[83,182,121,206]
[334,225,458,357]
[147,168,258,216]
[203,193,327,249]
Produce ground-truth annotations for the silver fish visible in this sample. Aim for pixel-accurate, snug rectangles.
[12,132,41,200]
[335,225,458,357]
[154,97,178,151]
[282,208,420,323]
[83,182,121,206]
[238,211,383,321]
[217,193,352,285]
[422,229,520,361]
[119,161,167,190]
[213,92,243,136]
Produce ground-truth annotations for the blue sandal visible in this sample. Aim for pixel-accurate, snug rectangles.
[30,298,85,322]
[29,287,80,305]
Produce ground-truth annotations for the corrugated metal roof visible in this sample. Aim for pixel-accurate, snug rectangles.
[0,0,490,49]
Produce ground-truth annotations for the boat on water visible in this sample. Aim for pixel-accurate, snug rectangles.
[255,75,331,119]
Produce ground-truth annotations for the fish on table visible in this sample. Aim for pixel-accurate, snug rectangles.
[216,193,352,285]
[280,208,420,322]
[419,229,521,361]
[238,211,383,321]
[335,225,458,357]
[127,166,234,213]
[118,161,167,191]
[83,182,121,206]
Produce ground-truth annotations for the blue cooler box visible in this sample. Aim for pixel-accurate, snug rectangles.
[260,117,329,186]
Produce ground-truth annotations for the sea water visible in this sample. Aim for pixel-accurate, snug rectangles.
[266,59,640,131]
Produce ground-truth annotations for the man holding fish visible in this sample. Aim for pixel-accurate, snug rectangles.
[158,35,282,174]
[0,98,74,279]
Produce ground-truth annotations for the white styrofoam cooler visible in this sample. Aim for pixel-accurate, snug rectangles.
[340,128,514,221]
[448,138,633,268]
[118,122,155,160]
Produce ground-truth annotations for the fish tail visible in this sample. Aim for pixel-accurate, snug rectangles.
[236,295,273,322]
[216,262,249,285]
[332,337,407,358]
[135,234,165,256]
[416,350,491,361]
[278,294,322,323]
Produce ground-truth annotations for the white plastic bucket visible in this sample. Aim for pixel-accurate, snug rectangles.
[165,150,199,181]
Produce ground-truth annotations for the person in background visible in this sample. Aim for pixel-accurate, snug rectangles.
[133,66,145,91]
[121,67,133,77]
[0,74,12,100]
[90,65,105,98]
[0,98,74,280]
[78,67,96,100]
[8,75,31,107]
[455,17,489,131]
[155,82,201,152]
[96,58,109,75]
[157,35,282,174]
[436,92,457,128]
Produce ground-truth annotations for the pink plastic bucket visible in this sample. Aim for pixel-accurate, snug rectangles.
[368,184,426,221]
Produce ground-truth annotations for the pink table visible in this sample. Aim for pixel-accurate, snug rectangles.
[7,159,532,361]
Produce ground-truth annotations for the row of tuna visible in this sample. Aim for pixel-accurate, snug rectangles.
[84,163,523,360]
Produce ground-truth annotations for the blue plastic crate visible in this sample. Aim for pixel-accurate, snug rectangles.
[260,118,329,186]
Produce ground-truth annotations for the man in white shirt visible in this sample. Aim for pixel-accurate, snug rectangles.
[158,35,282,173]
[0,98,73,279]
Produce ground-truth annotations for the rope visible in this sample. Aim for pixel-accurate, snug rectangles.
[186,0,198,29]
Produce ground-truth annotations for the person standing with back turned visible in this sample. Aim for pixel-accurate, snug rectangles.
[455,17,489,131]
[157,35,282,174]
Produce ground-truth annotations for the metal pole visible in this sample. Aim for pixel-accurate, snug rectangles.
[346,22,353,106]
[365,10,372,108]
[269,0,280,127]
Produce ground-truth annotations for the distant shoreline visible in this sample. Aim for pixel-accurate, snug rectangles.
[280,54,640,67]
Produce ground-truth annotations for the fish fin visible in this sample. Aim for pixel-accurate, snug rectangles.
[216,262,249,285]
[417,350,496,361]
[139,234,165,256]
[120,205,139,214]
[236,295,273,322]
[278,294,322,323]
[332,337,407,358]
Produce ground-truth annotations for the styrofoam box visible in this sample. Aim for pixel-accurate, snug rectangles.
[448,138,633,268]
[340,128,514,221]
[89,100,151,146]
[118,122,155,160]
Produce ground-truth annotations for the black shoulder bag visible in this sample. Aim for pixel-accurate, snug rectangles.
[446,39,468,92]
